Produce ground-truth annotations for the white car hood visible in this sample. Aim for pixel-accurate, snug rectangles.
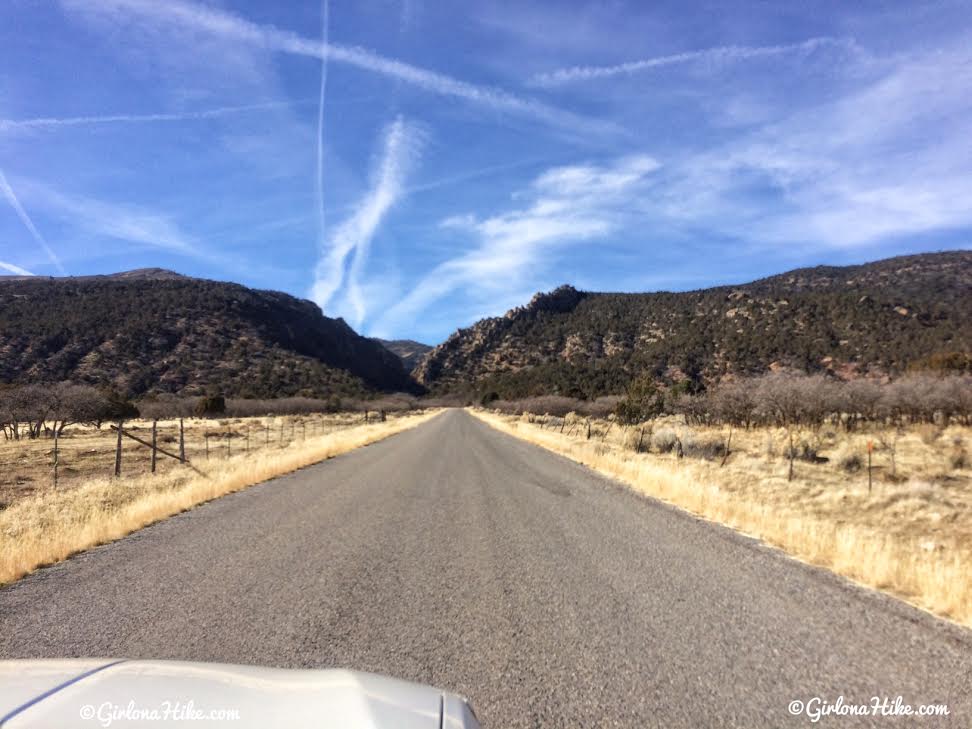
[0,660,478,729]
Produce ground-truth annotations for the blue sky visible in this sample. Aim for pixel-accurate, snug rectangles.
[1,0,970,343]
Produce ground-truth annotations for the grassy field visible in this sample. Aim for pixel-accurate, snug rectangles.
[0,409,440,585]
[471,408,972,628]
[0,412,381,504]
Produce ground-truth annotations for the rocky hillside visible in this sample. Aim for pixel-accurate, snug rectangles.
[416,251,972,398]
[374,339,433,371]
[0,271,421,398]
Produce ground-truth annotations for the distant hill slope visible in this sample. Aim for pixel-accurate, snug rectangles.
[375,339,433,372]
[416,251,972,398]
[0,272,421,398]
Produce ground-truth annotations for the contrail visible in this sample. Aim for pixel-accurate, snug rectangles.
[311,117,422,326]
[0,261,35,276]
[64,0,611,135]
[345,119,421,327]
[315,0,330,257]
[530,37,854,86]
[0,99,312,132]
[0,170,65,273]
[407,157,549,195]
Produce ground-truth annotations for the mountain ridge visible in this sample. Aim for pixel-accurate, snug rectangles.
[415,251,972,397]
[0,272,421,398]
[374,339,433,372]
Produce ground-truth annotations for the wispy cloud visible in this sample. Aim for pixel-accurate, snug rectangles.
[0,261,35,276]
[0,99,312,133]
[0,170,65,273]
[399,0,422,34]
[647,43,972,247]
[63,0,610,135]
[21,179,201,257]
[530,37,856,87]
[315,0,330,264]
[203,157,550,244]
[372,155,659,335]
[311,116,424,327]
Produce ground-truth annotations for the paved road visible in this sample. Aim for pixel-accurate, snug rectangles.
[1,410,970,727]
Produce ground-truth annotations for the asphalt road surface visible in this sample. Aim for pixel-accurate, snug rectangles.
[1,410,970,727]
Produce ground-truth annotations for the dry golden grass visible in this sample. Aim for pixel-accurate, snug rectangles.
[470,409,972,628]
[0,410,440,585]
[0,412,381,503]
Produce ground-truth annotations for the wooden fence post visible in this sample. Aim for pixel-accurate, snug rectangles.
[246,424,250,454]
[110,424,194,470]
[265,421,270,447]
[179,418,185,463]
[114,419,123,477]
[226,431,231,458]
[205,434,210,460]
[301,420,306,441]
[52,430,59,488]
[787,430,795,482]
[720,426,733,468]
[867,440,873,494]
[151,419,158,474]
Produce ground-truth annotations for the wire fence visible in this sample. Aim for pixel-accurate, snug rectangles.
[2,410,391,491]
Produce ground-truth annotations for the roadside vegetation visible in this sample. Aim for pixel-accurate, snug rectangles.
[0,384,436,497]
[0,386,440,585]
[474,372,972,627]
